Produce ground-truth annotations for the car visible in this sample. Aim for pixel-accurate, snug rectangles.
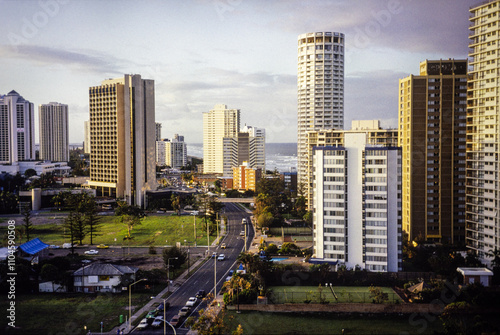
[185,297,198,307]
[240,231,245,236]
[96,244,108,249]
[137,318,149,330]
[146,309,157,319]
[178,306,191,317]
[220,243,226,249]
[211,252,217,258]
[49,245,60,249]
[170,315,182,328]
[196,290,206,299]
[190,211,199,215]
[84,250,98,255]
[151,316,164,328]
[156,302,169,312]
[225,276,232,282]
[62,243,75,249]
[217,254,226,261]
[156,210,165,214]
[242,218,247,224]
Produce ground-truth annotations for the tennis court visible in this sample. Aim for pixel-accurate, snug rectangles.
[269,285,402,304]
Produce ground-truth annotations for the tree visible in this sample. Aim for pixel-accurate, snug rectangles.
[24,168,37,178]
[82,196,101,245]
[115,201,145,239]
[190,293,233,335]
[21,206,34,242]
[369,286,389,304]
[0,191,18,214]
[64,212,81,253]
[162,246,188,273]
[171,194,181,215]
[40,263,61,292]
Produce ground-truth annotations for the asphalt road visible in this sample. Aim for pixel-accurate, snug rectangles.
[133,202,254,334]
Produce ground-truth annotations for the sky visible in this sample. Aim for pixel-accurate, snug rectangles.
[0,0,472,144]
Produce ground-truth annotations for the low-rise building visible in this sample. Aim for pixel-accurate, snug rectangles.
[73,263,138,293]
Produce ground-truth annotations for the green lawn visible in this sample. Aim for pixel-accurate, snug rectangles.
[225,311,443,335]
[1,287,163,335]
[269,286,402,304]
[1,214,218,247]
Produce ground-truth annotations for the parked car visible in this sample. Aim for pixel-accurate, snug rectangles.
[170,315,182,328]
[151,316,163,328]
[96,244,109,249]
[49,245,60,249]
[225,276,232,282]
[240,231,245,236]
[137,318,149,330]
[217,254,226,261]
[178,306,191,317]
[185,297,198,307]
[220,243,226,249]
[84,250,98,255]
[229,270,234,276]
[146,310,157,319]
[196,290,206,299]
[242,218,247,224]
[62,243,75,249]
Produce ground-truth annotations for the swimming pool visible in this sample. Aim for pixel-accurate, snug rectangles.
[270,257,288,262]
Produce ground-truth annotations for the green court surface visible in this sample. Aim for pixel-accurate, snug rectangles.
[269,285,402,304]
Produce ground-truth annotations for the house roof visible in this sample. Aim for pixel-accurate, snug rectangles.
[73,263,138,277]
[18,238,49,255]
[457,267,493,276]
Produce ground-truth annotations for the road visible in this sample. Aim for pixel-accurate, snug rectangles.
[134,202,254,334]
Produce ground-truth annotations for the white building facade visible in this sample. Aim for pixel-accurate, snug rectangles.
[39,102,69,162]
[313,131,402,272]
[203,104,240,175]
[156,136,187,169]
[241,125,266,172]
[0,90,35,165]
[466,0,500,266]
[297,32,345,190]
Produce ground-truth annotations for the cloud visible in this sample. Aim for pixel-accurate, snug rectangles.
[0,45,126,74]
[345,69,405,128]
[265,0,470,56]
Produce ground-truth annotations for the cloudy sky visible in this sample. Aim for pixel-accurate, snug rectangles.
[0,0,472,144]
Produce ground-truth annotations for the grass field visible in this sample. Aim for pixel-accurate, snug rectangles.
[1,287,163,335]
[269,286,402,304]
[0,214,218,247]
[225,311,444,335]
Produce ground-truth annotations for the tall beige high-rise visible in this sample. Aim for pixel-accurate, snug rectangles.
[467,1,500,265]
[39,102,69,162]
[297,32,344,193]
[203,104,240,176]
[399,59,467,245]
[88,74,156,208]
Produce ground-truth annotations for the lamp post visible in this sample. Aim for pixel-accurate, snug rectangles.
[163,298,177,335]
[167,257,178,292]
[193,214,197,247]
[128,278,147,333]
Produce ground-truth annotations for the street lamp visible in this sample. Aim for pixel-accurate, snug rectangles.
[163,298,176,335]
[193,214,197,247]
[167,257,178,292]
[128,278,147,333]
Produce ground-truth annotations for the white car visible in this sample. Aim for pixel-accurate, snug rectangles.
[151,316,164,328]
[217,254,226,261]
[84,250,98,255]
[185,297,198,307]
[137,318,149,330]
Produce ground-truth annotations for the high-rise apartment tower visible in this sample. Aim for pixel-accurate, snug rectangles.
[467,0,500,265]
[88,74,156,208]
[39,102,69,162]
[298,32,344,192]
[0,90,35,164]
[399,59,467,244]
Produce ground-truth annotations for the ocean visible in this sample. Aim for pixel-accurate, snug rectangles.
[187,143,297,172]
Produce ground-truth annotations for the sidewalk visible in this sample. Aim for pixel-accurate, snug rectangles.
[105,229,226,334]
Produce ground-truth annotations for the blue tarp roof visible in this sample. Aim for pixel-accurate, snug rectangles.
[19,238,49,255]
